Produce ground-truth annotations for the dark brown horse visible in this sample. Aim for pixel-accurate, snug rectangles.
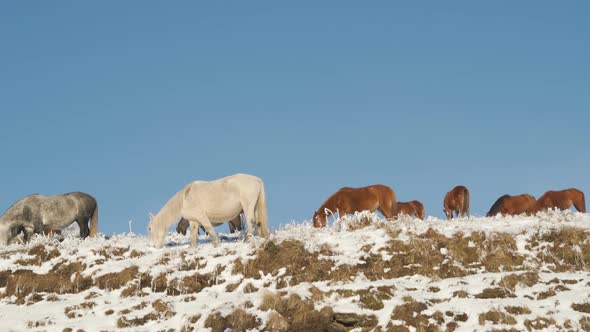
[176,214,242,236]
[313,185,398,228]
[486,194,535,217]
[443,185,470,220]
[397,200,425,219]
[526,188,586,215]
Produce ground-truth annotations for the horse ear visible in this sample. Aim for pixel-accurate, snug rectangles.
[149,212,155,220]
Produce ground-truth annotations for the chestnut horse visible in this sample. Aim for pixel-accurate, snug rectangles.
[313,185,398,228]
[486,194,535,217]
[443,185,470,220]
[526,188,586,215]
[397,200,425,219]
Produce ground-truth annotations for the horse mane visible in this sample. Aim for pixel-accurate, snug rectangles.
[487,194,509,217]
[151,184,191,231]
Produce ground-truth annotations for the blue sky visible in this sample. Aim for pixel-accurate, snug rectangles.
[1,2,588,235]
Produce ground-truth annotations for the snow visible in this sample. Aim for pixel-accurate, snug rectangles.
[0,210,589,331]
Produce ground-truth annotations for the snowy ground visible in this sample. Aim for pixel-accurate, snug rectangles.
[0,210,589,331]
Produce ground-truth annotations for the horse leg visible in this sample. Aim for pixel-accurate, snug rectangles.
[200,218,220,246]
[184,210,220,246]
[77,219,90,238]
[188,220,200,247]
[243,206,256,240]
[379,200,394,220]
[23,225,34,243]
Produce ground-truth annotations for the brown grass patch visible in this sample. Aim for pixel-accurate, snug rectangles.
[536,289,556,300]
[152,273,168,292]
[117,301,173,328]
[120,283,147,297]
[499,272,539,291]
[504,306,531,315]
[14,245,60,266]
[475,287,514,299]
[65,302,96,319]
[4,262,90,301]
[478,309,516,325]
[167,273,213,296]
[265,311,288,332]
[233,240,334,286]
[204,308,260,332]
[388,296,440,331]
[94,246,128,260]
[243,282,258,293]
[259,292,374,331]
[95,266,139,290]
[523,317,557,330]
[26,319,54,328]
[528,227,590,272]
[453,290,469,298]
[580,317,590,332]
[572,302,590,313]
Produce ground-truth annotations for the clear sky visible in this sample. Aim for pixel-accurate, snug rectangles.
[1,2,588,235]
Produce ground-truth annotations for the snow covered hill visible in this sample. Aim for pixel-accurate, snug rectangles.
[1,210,590,331]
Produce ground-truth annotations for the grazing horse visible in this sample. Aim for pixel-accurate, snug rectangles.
[526,188,586,215]
[486,194,535,217]
[312,185,398,228]
[0,192,98,245]
[443,185,470,220]
[148,173,269,248]
[176,213,243,236]
[397,200,426,220]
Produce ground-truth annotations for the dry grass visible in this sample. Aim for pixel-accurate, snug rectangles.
[14,245,60,266]
[572,302,590,313]
[233,240,334,286]
[265,311,288,332]
[528,227,590,272]
[475,287,514,299]
[499,272,539,291]
[65,302,96,319]
[478,309,517,325]
[3,262,90,301]
[523,317,557,330]
[95,266,139,290]
[504,306,532,315]
[204,308,260,332]
[388,296,441,331]
[258,292,375,331]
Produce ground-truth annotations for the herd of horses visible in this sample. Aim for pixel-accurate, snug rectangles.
[312,184,586,227]
[0,173,586,247]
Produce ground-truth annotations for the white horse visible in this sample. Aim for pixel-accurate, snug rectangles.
[147,173,269,248]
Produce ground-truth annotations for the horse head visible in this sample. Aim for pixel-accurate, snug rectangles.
[147,212,165,248]
[312,210,326,228]
[443,207,452,220]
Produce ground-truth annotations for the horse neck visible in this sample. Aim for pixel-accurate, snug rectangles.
[153,186,187,229]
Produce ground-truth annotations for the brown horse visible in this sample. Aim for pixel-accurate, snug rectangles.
[176,214,242,236]
[443,185,470,220]
[397,200,425,219]
[313,185,398,228]
[526,188,586,215]
[486,194,535,217]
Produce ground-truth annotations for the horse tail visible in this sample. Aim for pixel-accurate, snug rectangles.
[255,181,270,238]
[89,204,98,237]
[418,202,425,220]
[390,189,399,218]
[464,188,470,217]
[487,195,507,217]
[573,190,586,213]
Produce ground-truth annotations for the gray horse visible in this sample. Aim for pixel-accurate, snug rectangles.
[0,192,98,245]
